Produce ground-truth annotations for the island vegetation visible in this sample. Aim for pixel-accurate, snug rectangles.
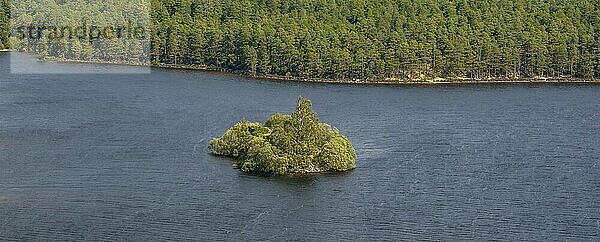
[209,97,356,175]
[1,0,600,82]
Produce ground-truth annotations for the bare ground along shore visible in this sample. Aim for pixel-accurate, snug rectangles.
[31,54,600,85]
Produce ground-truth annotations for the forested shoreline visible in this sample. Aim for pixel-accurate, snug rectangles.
[0,0,9,50]
[2,0,600,81]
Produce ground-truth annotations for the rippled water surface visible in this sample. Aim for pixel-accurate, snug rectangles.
[1,53,599,240]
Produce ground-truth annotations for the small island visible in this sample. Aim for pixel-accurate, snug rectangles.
[210,97,356,175]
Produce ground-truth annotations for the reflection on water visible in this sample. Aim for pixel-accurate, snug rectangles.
[9,52,151,74]
[1,52,599,240]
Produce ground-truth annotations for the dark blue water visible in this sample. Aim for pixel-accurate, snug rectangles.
[1,52,599,241]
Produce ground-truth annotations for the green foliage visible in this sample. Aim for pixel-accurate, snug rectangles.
[146,0,600,79]
[315,136,357,172]
[0,0,9,49]
[210,97,357,175]
[208,121,269,157]
[3,0,600,79]
[6,0,149,63]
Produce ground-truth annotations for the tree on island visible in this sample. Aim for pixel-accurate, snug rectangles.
[209,97,356,175]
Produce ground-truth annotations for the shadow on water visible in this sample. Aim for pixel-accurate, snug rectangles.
[209,152,355,187]
[255,170,356,199]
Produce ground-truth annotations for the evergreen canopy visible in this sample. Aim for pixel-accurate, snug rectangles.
[2,0,600,80]
[209,98,356,175]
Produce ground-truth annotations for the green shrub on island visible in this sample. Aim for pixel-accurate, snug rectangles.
[209,97,356,175]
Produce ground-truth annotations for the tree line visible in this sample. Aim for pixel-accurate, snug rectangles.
[0,0,8,50]
[5,0,150,64]
[2,0,600,80]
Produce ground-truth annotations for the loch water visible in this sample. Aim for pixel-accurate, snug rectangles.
[1,53,599,240]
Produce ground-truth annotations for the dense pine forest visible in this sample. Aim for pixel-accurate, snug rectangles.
[5,0,151,64]
[2,0,600,80]
[0,0,8,50]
